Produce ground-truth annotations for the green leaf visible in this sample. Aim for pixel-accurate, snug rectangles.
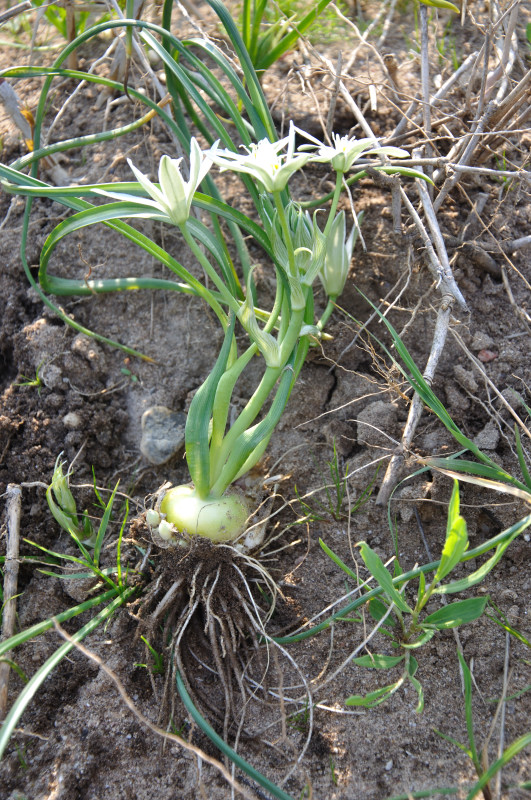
[402,629,436,649]
[417,569,426,605]
[433,481,468,583]
[423,597,487,629]
[353,654,404,669]
[320,539,357,580]
[359,542,412,614]
[369,597,396,626]
[186,314,236,496]
[435,527,520,594]
[418,0,460,13]
[346,680,403,708]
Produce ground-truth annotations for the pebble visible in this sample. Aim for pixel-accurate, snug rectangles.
[140,406,186,465]
[473,419,500,450]
[62,411,83,429]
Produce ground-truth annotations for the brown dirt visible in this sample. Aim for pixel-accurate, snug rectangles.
[1,2,530,799]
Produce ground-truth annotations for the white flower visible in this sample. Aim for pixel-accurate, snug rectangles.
[304,131,408,173]
[319,211,358,299]
[95,138,214,225]
[207,122,310,193]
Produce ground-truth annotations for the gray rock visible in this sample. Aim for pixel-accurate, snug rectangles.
[474,419,500,451]
[140,406,186,465]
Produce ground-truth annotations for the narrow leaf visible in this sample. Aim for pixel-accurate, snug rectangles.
[186,314,236,496]
[433,481,468,583]
[359,542,412,614]
[353,654,404,669]
[423,597,487,629]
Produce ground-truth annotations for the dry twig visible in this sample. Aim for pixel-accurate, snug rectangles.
[0,485,22,722]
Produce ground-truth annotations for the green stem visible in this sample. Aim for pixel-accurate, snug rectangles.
[209,304,304,495]
[180,224,241,316]
[317,299,336,330]
[209,344,257,482]
[175,669,295,800]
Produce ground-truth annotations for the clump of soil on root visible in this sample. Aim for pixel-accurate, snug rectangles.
[130,523,275,743]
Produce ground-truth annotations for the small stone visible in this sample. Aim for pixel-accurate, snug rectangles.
[140,406,186,465]
[474,419,499,451]
[62,411,83,429]
[385,760,393,771]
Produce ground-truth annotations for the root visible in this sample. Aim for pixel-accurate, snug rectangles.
[133,535,282,746]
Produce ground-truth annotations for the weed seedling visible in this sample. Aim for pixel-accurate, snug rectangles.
[14,361,45,395]
[321,481,524,711]
[135,636,164,675]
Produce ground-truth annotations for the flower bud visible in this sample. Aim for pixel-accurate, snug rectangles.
[319,211,358,299]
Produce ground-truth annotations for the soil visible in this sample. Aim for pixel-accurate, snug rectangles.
[1,2,530,799]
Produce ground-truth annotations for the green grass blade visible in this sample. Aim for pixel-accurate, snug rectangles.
[258,0,334,71]
[514,424,531,489]
[426,458,530,494]
[176,669,294,800]
[205,0,276,142]
[93,482,120,568]
[0,590,133,759]
[358,542,412,614]
[319,539,358,580]
[0,590,120,658]
[38,200,228,325]
[457,650,482,774]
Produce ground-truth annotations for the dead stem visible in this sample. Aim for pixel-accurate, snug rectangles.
[0,484,22,722]
[376,301,453,506]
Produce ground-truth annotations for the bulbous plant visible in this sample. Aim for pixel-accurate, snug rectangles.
[0,0,421,751]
